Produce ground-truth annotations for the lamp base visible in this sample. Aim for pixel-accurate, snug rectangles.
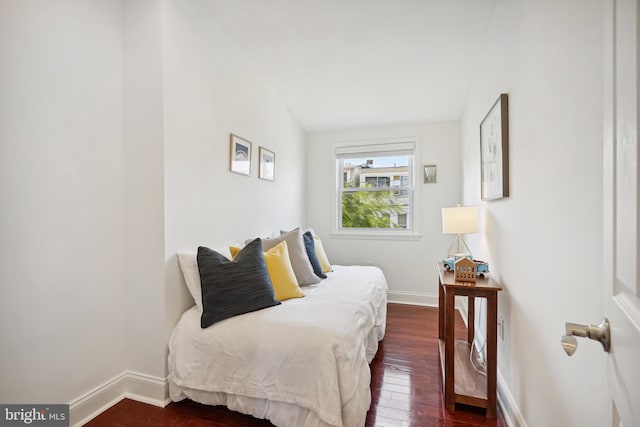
[446,234,473,259]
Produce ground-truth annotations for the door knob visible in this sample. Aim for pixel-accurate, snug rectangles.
[561,318,611,356]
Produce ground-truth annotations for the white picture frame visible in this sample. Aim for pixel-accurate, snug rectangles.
[480,93,509,200]
[259,146,275,181]
[229,134,252,176]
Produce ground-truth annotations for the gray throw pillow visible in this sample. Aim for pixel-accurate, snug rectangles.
[198,238,280,328]
[263,228,321,285]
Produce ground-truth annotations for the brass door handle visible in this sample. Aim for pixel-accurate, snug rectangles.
[561,318,611,356]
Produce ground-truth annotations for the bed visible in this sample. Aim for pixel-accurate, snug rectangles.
[168,241,388,427]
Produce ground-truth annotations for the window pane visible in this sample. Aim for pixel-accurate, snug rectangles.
[342,156,410,189]
[341,190,409,229]
[397,214,407,228]
[365,176,390,187]
[337,146,414,232]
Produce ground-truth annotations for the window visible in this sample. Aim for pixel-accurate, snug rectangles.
[365,176,391,188]
[336,141,415,232]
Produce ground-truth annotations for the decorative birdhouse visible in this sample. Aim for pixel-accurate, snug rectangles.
[454,257,477,283]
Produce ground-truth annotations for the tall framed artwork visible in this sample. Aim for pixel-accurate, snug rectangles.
[480,93,509,200]
[229,134,252,176]
[259,147,275,181]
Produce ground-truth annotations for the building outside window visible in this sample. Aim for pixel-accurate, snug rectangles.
[336,141,415,232]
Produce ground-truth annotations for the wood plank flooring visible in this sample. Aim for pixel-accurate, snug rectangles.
[86,304,507,426]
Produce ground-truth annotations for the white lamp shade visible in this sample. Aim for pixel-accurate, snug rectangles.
[442,206,478,234]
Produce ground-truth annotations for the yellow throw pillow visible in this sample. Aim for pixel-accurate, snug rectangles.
[313,235,332,273]
[230,241,305,301]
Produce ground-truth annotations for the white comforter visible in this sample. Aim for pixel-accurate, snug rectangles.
[168,265,388,427]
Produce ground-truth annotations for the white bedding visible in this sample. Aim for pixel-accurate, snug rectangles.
[168,265,388,427]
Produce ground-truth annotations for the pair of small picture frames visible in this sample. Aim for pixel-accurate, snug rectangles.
[229,133,275,181]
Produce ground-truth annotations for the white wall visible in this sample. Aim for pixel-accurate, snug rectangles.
[1,2,608,425]
[161,0,307,360]
[0,0,127,403]
[306,122,461,301]
[0,0,307,414]
[122,0,309,385]
[123,0,167,380]
[460,1,606,426]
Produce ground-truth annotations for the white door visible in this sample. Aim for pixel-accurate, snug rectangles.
[603,0,640,425]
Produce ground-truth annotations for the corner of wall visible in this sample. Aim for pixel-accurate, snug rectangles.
[69,372,169,427]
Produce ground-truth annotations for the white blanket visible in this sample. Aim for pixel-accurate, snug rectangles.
[168,265,388,427]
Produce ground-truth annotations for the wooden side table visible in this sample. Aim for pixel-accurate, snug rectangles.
[437,261,502,417]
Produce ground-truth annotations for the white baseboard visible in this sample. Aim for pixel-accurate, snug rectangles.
[457,298,469,326]
[69,371,169,426]
[387,290,438,306]
[387,291,469,313]
[497,370,527,427]
[125,371,170,408]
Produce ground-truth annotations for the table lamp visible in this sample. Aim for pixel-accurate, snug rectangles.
[442,205,478,259]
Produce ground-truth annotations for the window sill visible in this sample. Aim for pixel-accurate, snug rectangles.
[330,231,423,241]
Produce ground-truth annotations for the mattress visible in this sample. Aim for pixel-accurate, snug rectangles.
[168,265,388,427]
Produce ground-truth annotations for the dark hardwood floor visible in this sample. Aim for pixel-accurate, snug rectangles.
[87,304,507,426]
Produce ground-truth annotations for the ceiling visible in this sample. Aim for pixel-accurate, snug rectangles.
[208,0,496,133]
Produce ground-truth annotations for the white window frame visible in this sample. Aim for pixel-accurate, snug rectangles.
[333,139,421,240]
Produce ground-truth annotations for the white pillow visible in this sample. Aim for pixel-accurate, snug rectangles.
[177,247,232,312]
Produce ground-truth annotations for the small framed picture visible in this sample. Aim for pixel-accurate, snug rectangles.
[229,134,252,176]
[480,93,509,200]
[259,147,275,181]
[424,164,437,184]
